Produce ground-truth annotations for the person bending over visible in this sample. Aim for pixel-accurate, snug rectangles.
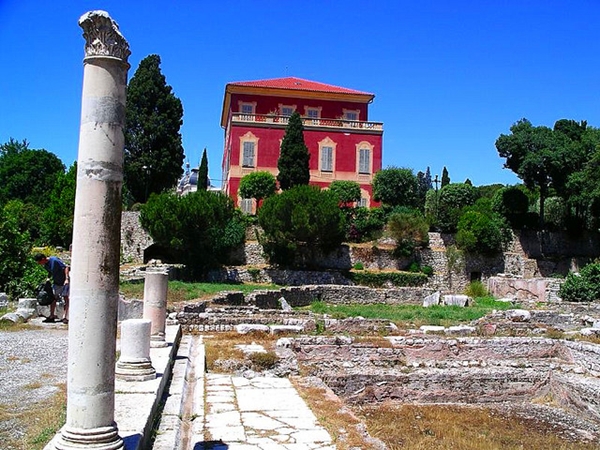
[34,253,69,324]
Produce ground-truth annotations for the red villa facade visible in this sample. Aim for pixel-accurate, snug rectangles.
[220,77,383,212]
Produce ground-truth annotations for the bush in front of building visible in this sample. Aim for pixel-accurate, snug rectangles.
[140,190,245,277]
[257,185,345,268]
[559,262,600,302]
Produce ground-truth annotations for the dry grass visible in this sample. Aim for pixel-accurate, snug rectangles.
[0,384,66,450]
[353,402,599,450]
[292,377,380,449]
[203,331,278,372]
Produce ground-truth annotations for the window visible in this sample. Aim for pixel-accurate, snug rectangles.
[358,148,371,174]
[343,109,359,121]
[281,106,294,116]
[240,198,253,214]
[306,108,319,119]
[318,137,337,174]
[321,146,333,172]
[240,103,254,114]
[242,141,255,167]
[357,197,368,208]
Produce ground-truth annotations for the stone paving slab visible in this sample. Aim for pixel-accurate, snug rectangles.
[199,373,334,450]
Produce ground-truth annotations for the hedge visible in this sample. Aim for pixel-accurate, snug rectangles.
[349,270,428,287]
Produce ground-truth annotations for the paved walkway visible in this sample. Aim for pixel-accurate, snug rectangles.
[152,334,335,450]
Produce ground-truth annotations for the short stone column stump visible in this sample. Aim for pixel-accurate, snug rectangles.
[116,319,156,381]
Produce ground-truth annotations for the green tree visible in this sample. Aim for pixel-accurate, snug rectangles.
[387,209,429,257]
[258,185,345,267]
[124,54,184,203]
[239,171,277,209]
[41,162,77,247]
[372,167,418,207]
[3,200,43,244]
[277,111,310,190]
[441,166,450,188]
[140,190,245,277]
[433,183,477,232]
[0,207,32,298]
[416,168,432,210]
[495,119,573,227]
[456,203,508,255]
[491,185,530,228]
[198,148,209,190]
[328,180,361,206]
[0,138,65,209]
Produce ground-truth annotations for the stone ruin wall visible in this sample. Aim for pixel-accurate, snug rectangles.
[289,336,600,426]
[120,212,600,300]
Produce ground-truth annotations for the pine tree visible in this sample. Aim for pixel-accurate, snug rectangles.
[441,166,450,188]
[198,148,209,190]
[124,54,184,203]
[277,112,310,190]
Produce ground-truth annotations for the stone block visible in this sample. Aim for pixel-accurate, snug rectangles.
[0,292,8,308]
[235,324,270,334]
[420,325,446,334]
[270,325,304,335]
[443,295,470,307]
[507,309,531,322]
[423,291,440,307]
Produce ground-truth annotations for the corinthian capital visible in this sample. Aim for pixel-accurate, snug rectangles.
[79,10,131,62]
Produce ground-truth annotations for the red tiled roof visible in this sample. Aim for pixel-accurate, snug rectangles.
[228,77,373,96]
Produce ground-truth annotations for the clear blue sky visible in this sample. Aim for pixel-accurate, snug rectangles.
[1,1,599,188]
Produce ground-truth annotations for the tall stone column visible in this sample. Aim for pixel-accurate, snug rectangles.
[54,11,130,450]
[143,270,169,348]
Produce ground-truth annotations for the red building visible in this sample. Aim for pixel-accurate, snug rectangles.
[220,77,383,212]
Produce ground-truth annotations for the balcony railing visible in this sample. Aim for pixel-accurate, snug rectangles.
[231,113,383,132]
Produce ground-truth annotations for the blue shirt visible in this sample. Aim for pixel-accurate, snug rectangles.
[44,256,67,286]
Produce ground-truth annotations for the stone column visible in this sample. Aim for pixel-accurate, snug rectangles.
[116,319,156,381]
[54,11,130,450]
[143,271,169,348]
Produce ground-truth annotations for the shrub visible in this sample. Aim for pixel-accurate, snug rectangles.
[421,265,434,276]
[464,280,488,298]
[140,190,245,277]
[353,262,364,270]
[426,183,477,232]
[258,185,345,267]
[249,351,279,371]
[349,270,427,287]
[0,209,34,299]
[455,210,506,254]
[559,262,600,302]
[328,180,361,206]
[346,207,387,242]
[387,209,429,257]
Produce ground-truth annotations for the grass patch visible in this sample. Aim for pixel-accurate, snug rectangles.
[354,402,596,450]
[0,384,66,450]
[120,280,281,307]
[301,296,515,327]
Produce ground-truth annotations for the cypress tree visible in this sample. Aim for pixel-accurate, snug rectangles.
[441,166,451,188]
[277,111,310,190]
[124,54,184,203]
[198,148,209,190]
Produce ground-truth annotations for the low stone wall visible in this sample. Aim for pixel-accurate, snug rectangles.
[205,285,434,309]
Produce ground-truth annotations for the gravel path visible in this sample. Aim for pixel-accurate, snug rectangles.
[0,320,68,446]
